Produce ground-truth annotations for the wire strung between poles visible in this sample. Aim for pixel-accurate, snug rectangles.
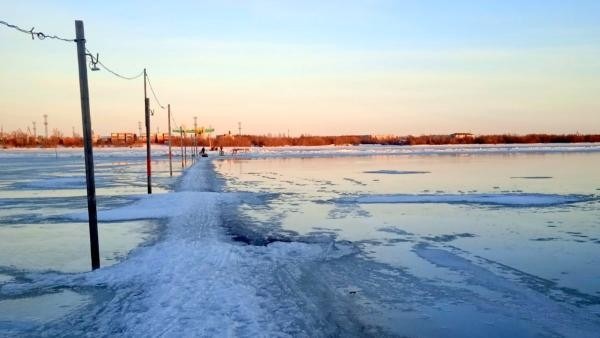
[145,72,165,109]
[0,19,76,42]
[3,18,167,116]
[170,111,179,130]
[98,60,144,80]
[83,48,144,80]
[2,19,145,80]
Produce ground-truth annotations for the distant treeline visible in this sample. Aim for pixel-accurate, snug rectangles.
[404,134,600,145]
[214,135,388,147]
[213,134,600,147]
[1,130,599,148]
[0,129,84,148]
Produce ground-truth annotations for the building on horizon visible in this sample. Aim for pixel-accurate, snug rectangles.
[450,132,474,140]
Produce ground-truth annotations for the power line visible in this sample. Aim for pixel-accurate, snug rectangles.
[4,18,169,122]
[83,48,144,80]
[170,109,179,129]
[145,72,165,109]
[167,105,179,130]
[2,19,145,81]
[98,59,144,80]
[0,19,76,42]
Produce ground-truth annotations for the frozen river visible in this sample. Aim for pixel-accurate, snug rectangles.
[1,145,599,337]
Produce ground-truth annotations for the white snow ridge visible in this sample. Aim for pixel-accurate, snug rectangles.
[339,193,596,206]
[67,191,223,221]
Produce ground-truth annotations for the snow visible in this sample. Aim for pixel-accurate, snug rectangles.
[67,191,224,221]
[338,193,596,206]
[2,159,359,336]
[217,143,600,159]
[2,143,600,161]
[2,146,600,336]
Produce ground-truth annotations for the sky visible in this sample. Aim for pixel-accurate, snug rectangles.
[1,0,599,136]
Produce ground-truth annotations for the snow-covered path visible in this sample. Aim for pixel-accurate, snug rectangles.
[5,159,362,337]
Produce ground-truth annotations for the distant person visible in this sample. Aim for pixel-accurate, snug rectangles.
[201,147,208,157]
[219,146,224,156]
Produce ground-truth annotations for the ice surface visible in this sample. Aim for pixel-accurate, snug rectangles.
[2,146,600,337]
[510,176,553,179]
[15,176,112,190]
[0,274,14,284]
[413,244,600,337]
[0,289,90,324]
[0,221,155,272]
[0,146,174,159]
[363,170,430,174]
[1,143,600,162]
[22,177,86,189]
[207,143,600,159]
[2,159,360,337]
[338,193,596,206]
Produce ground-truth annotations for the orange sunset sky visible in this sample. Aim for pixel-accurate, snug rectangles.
[1,1,599,136]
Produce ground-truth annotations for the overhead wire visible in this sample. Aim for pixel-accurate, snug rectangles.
[2,19,148,83]
[173,115,180,129]
[98,60,144,80]
[0,19,76,42]
[169,108,180,130]
[81,48,143,80]
[2,19,145,81]
[3,18,169,120]
[145,72,165,110]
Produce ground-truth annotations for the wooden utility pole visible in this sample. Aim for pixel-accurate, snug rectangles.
[180,126,184,167]
[144,68,152,194]
[167,104,173,176]
[193,116,198,159]
[75,20,100,271]
[183,130,187,166]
